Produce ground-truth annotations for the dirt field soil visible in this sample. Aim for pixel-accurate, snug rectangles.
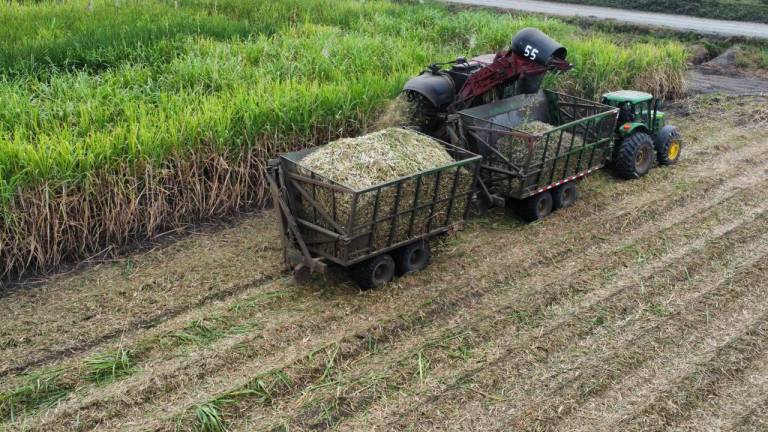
[1,95,768,431]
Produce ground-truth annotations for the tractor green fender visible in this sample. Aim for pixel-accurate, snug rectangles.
[617,122,650,138]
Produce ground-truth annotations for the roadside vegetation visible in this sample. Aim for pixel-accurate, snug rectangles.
[548,0,768,24]
[0,0,687,280]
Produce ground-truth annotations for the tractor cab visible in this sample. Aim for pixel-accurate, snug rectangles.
[601,90,681,178]
[601,90,665,137]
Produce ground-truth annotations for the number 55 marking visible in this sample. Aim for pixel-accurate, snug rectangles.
[524,45,539,60]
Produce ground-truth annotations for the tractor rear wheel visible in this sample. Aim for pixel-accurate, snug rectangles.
[655,125,682,166]
[518,191,553,222]
[396,241,431,275]
[615,132,655,179]
[553,182,578,209]
[352,254,396,290]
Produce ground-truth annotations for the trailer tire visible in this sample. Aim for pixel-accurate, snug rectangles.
[615,132,655,179]
[518,191,553,222]
[553,182,578,209]
[655,125,682,166]
[352,254,396,290]
[396,241,431,275]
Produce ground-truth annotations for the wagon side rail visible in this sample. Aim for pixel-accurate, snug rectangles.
[349,144,481,259]
[455,92,619,200]
[521,107,619,196]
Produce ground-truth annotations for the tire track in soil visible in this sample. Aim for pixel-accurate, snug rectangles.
[99,132,768,432]
[554,277,768,430]
[258,197,768,427]
[0,110,756,384]
[500,227,768,431]
[21,277,369,431]
[613,314,768,432]
[0,221,288,379]
[0,272,286,379]
[576,309,768,432]
[13,119,752,430]
[360,221,768,432]
[0,278,302,395]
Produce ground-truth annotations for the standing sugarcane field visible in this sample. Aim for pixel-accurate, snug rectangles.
[2,0,768,430]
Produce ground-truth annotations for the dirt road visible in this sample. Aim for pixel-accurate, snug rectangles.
[444,0,768,38]
[2,95,768,431]
[686,69,768,95]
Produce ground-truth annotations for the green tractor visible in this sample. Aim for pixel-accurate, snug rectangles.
[602,90,682,179]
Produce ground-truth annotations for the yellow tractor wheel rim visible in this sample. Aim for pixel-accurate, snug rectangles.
[668,141,681,161]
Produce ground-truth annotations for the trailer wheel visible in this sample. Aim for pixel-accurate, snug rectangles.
[615,132,655,179]
[468,193,492,217]
[518,191,553,222]
[396,241,431,275]
[352,254,396,290]
[553,182,578,209]
[655,125,682,166]
[294,265,312,285]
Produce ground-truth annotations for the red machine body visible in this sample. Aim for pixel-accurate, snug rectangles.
[403,28,573,132]
[452,49,572,111]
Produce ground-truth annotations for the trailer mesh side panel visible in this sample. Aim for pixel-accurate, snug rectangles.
[278,140,480,266]
[455,90,618,199]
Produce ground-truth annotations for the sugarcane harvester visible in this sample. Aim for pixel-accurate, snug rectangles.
[267,28,683,289]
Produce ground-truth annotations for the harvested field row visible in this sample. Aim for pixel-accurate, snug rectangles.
[673,354,768,431]
[249,186,768,431]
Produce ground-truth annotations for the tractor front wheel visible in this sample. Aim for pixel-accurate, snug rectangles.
[655,125,682,166]
[615,132,655,179]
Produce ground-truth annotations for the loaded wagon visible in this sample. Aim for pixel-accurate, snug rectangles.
[448,90,620,221]
[267,137,481,288]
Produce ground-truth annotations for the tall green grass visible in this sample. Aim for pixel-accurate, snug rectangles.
[0,0,687,278]
[0,368,72,421]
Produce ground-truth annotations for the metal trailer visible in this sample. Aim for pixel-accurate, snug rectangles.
[448,89,620,221]
[267,136,481,288]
